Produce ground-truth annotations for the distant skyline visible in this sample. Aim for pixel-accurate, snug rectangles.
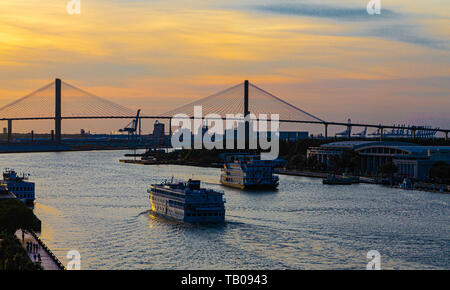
[0,0,449,133]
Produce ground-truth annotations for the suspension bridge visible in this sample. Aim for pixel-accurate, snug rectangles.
[0,79,448,152]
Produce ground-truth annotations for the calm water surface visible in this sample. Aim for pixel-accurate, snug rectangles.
[1,150,448,269]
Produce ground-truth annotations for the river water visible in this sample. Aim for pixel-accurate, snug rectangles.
[1,150,448,269]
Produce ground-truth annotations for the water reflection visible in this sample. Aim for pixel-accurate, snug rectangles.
[0,150,448,269]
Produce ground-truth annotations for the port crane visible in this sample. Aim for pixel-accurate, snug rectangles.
[352,126,367,138]
[335,118,352,137]
[119,109,141,138]
[368,124,439,138]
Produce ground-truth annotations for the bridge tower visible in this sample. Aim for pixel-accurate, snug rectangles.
[55,78,62,143]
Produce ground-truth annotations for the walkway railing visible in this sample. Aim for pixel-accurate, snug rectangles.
[30,231,66,270]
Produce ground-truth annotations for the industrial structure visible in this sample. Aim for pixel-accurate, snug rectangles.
[119,109,141,138]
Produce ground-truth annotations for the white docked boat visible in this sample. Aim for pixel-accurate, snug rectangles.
[220,154,279,190]
[148,179,225,223]
[2,168,35,204]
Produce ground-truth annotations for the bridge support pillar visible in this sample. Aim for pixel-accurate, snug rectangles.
[31,130,34,142]
[412,129,416,139]
[7,119,12,143]
[445,132,448,141]
[55,78,62,143]
[244,80,249,149]
[324,123,328,141]
[347,125,351,140]
[380,127,383,141]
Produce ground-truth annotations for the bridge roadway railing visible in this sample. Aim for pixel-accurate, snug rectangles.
[1,115,448,138]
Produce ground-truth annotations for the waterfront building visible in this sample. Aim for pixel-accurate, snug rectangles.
[307,141,450,180]
[307,141,374,166]
[279,131,309,141]
[221,129,308,142]
[393,148,450,180]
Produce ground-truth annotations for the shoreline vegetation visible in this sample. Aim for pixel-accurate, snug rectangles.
[0,199,42,270]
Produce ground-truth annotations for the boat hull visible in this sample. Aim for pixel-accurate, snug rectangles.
[220,180,278,190]
[150,209,225,223]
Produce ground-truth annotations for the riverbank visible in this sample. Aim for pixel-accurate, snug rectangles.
[119,158,222,168]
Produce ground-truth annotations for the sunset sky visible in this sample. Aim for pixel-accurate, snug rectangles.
[0,0,449,133]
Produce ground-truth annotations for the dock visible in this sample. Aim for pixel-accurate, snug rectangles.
[119,159,163,165]
[276,169,378,184]
[275,169,328,178]
[15,230,65,270]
